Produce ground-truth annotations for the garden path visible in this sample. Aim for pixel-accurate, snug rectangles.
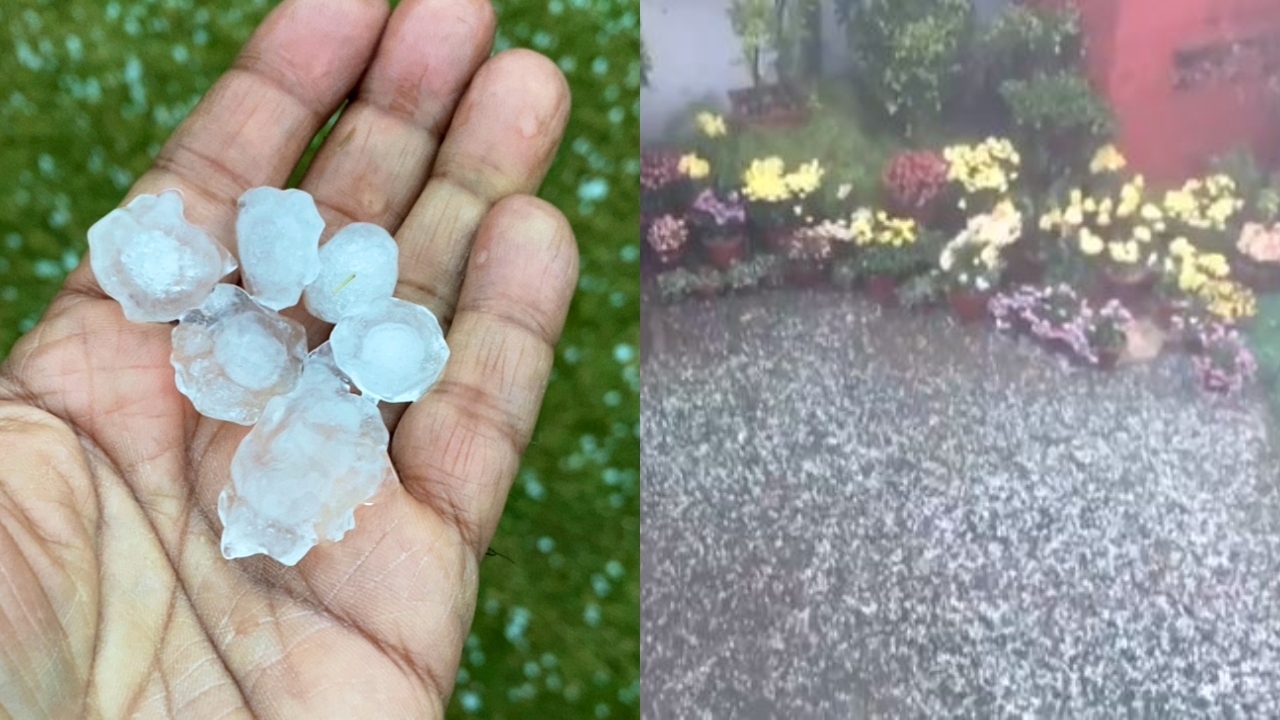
[641,290,1280,719]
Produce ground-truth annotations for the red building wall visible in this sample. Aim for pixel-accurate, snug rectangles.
[1044,0,1280,185]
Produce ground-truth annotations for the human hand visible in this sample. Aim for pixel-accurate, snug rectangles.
[0,0,575,716]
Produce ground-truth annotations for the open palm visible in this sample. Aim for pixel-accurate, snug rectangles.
[0,0,575,717]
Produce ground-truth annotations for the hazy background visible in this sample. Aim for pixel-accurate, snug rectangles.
[0,0,639,717]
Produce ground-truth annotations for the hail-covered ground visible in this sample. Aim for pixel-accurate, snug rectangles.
[642,289,1280,719]
[1,2,640,714]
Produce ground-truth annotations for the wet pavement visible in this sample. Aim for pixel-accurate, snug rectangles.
[641,289,1280,719]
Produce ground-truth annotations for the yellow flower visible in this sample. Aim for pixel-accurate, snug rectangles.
[1064,205,1085,227]
[1207,197,1240,226]
[1203,280,1256,320]
[979,243,1001,268]
[678,153,710,180]
[1140,203,1163,221]
[1169,237,1194,258]
[1109,241,1140,264]
[695,111,727,138]
[1079,228,1105,256]
[1133,225,1153,243]
[1179,266,1206,292]
[1039,209,1062,232]
[742,157,789,203]
[784,159,824,197]
[1196,252,1230,278]
[1090,144,1127,174]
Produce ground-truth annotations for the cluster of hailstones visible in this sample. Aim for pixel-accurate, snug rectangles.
[88,188,449,566]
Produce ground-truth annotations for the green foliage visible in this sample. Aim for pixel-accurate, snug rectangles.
[899,270,947,308]
[0,1,639,718]
[857,230,941,279]
[979,5,1081,85]
[1001,71,1111,139]
[1211,148,1280,224]
[727,0,774,85]
[709,82,898,208]
[726,0,819,85]
[840,0,976,137]
[1248,293,1280,416]
[1001,71,1113,185]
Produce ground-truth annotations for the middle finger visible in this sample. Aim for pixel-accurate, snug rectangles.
[292,0,497,335]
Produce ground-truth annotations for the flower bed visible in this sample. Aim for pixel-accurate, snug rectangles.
[643,99,1277,395]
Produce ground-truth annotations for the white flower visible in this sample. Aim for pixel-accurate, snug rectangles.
[837,183,853,200]
[976,276,991,292]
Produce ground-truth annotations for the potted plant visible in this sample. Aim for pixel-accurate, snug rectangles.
[989,284,1076,337]
[1189,321,1258,394]
[690,188,749,269]
[1039,151,1163,304]
[783,224,835,286]
[1233,221,1280,292]
[741,156,824,252]
[1000,70,1114,187]
[641,148,692,219]
[989,284,1094,362]
[943,137,1022,220]
[725,0,817,128]
[848,209,932,306]
[836,0,976,138]
[1086,299,1133,369]
[1158,236,1258,325]
[938,202,1022,323]
[882,149,950,225]
[646,213,691,267]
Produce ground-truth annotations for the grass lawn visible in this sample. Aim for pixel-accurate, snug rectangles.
[0,0,639,717]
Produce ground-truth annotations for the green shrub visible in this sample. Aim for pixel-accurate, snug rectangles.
[979,5,1081,85]
[727,0,819,86]
[837,0,976,138]
[1001,71,1113,185]
[725,83,899,210]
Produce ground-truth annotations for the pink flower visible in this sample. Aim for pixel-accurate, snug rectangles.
[1237,222,1280,263]
[646,214,689,254]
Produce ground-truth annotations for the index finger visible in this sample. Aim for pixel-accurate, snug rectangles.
[62,0,391,298]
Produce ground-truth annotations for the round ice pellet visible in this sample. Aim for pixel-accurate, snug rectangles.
[329,297,449,403]
[303,222,399,323]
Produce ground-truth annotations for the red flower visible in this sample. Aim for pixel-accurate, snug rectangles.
[883,150,950,214]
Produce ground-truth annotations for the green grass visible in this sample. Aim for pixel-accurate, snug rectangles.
[0,0,639,718]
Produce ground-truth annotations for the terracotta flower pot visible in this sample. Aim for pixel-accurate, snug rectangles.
[949,290,990,324]
[703,232,747,269]
[865,275,899,307]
